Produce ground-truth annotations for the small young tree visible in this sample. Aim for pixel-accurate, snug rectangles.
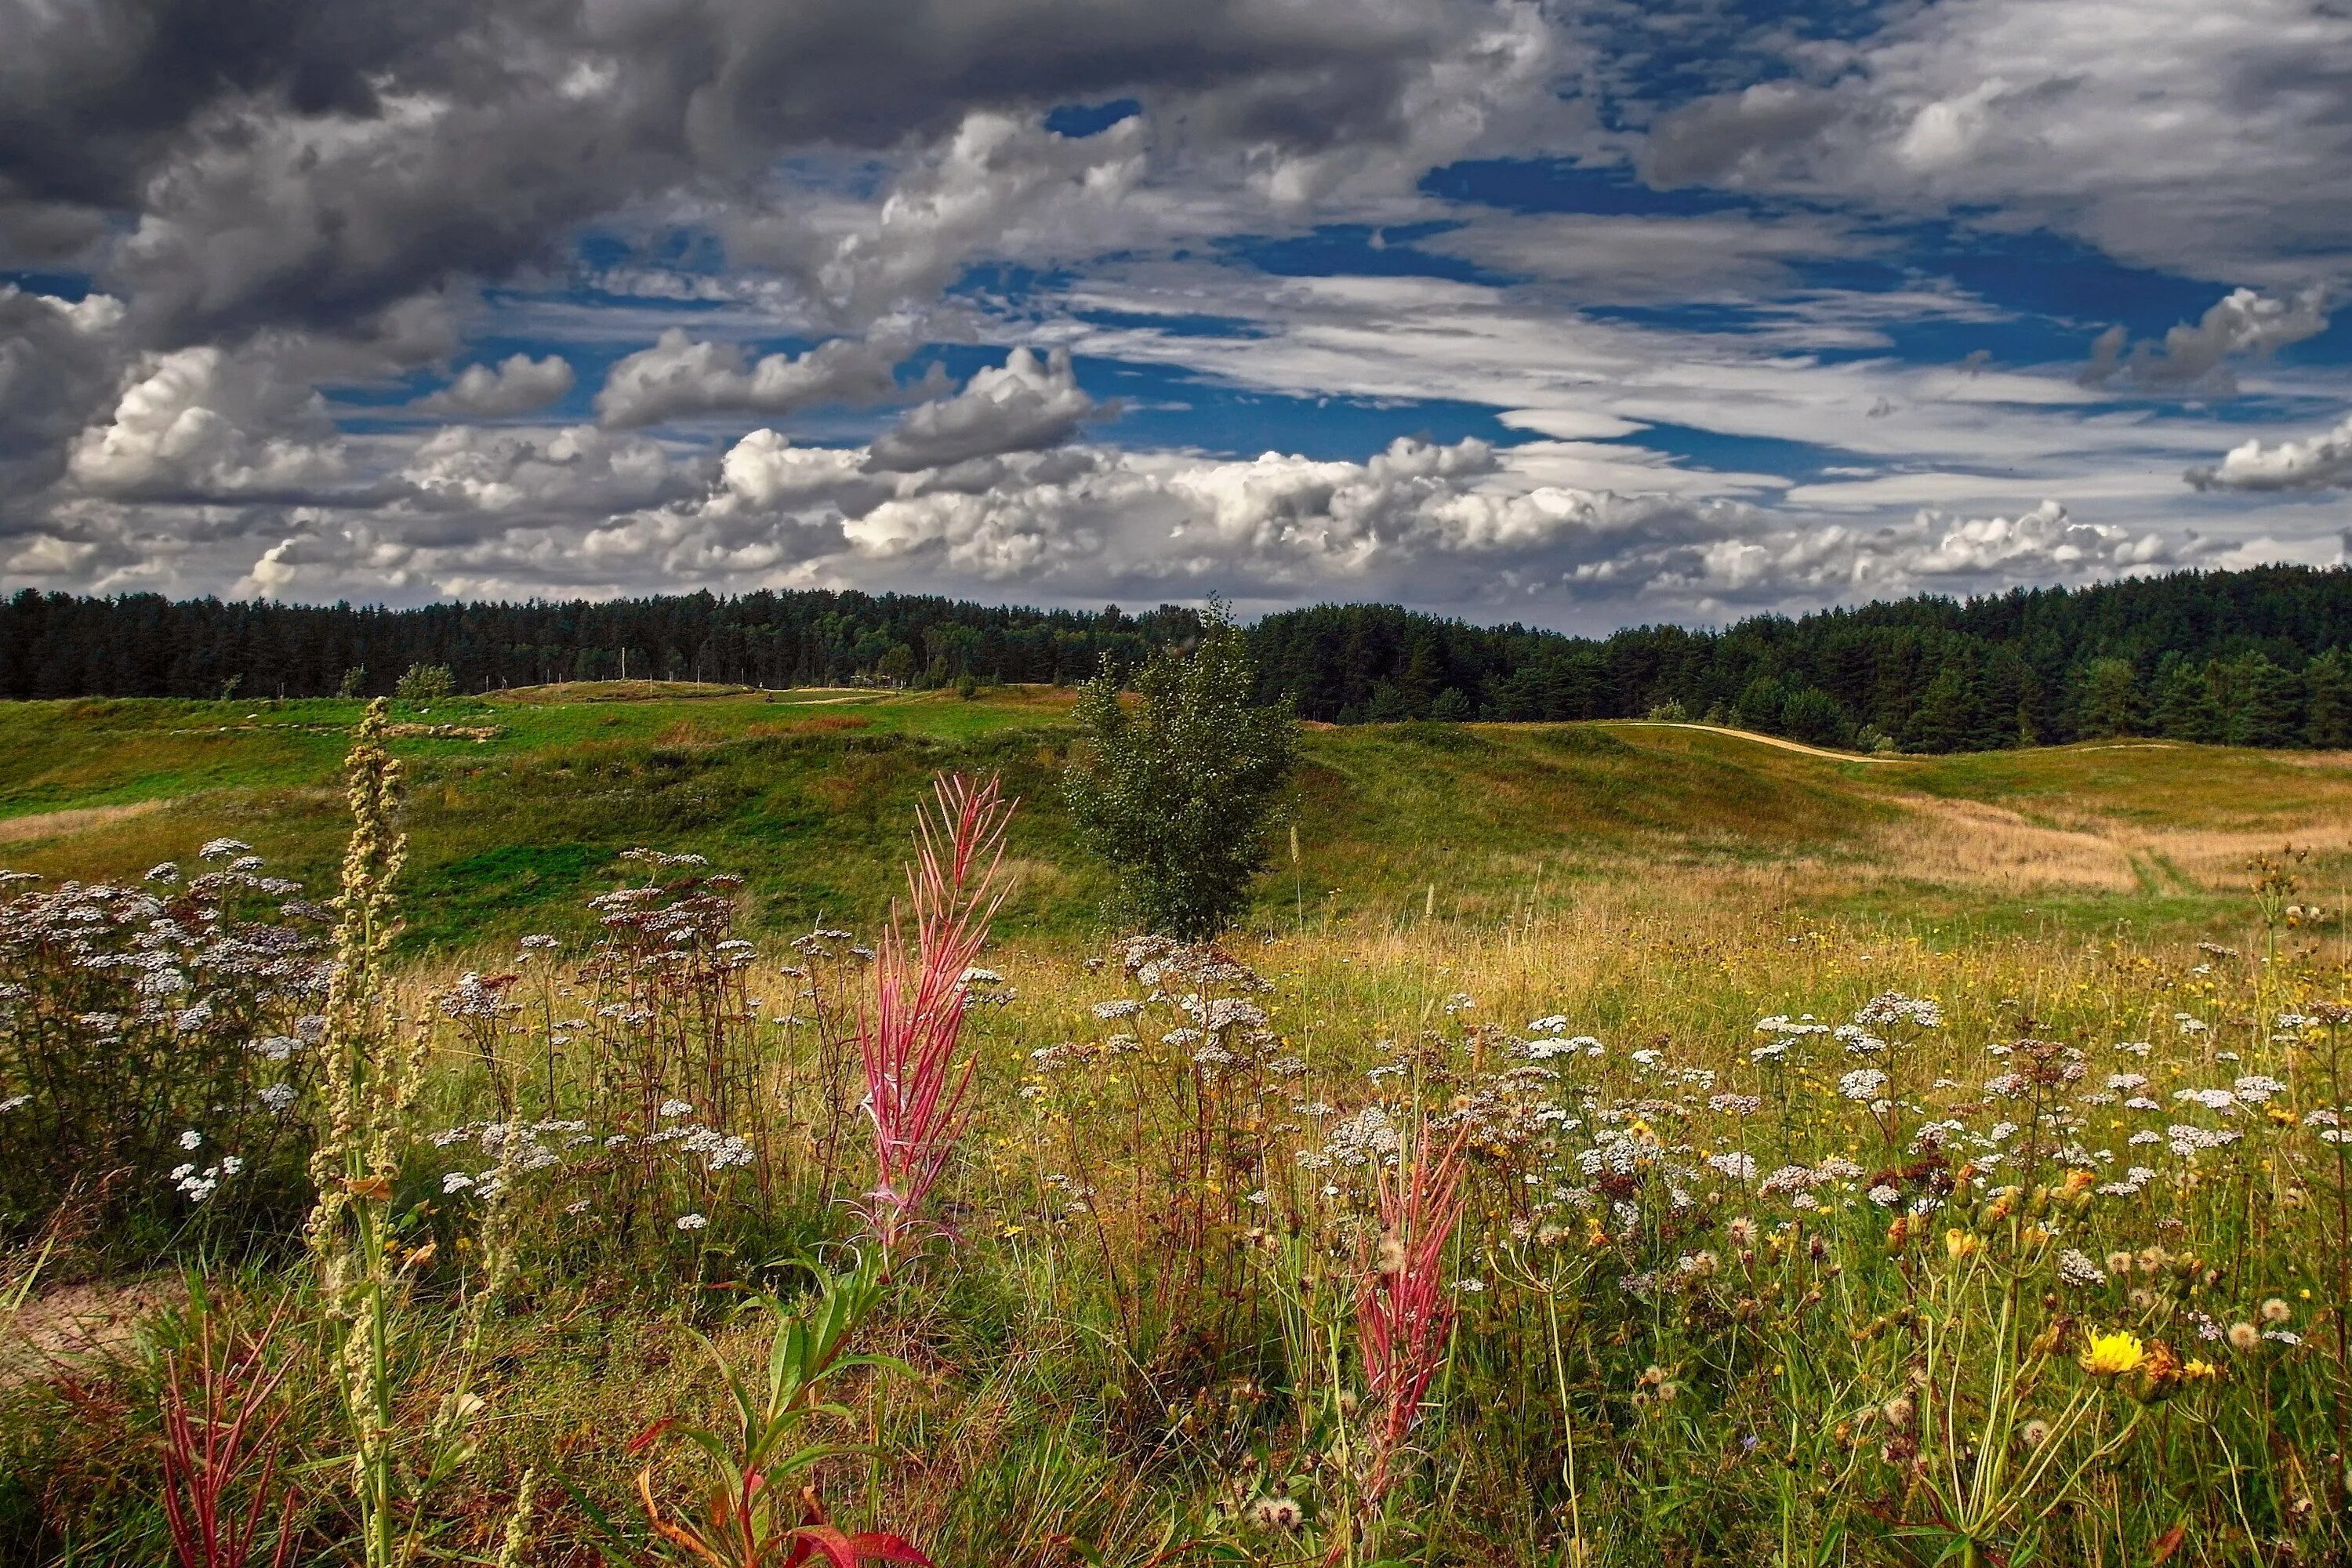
[1780,686,1853,749]
[2071,656,2143,739]
[394,662,455,702]
[1065,601,1295,938]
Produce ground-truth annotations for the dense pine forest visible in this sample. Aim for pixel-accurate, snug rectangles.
[6,564,2352,752]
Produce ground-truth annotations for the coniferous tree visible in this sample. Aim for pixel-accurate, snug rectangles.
[1428,687,1474,722]
[1780,688,1852,749]
[2071,657,2145,739]
[2152,660,2227,743]
[2216,652,2303,747]
[1906,663,1989,753]
[13,565,2352,753]
[1731,675,1789,734]
[2305,648,2352,748]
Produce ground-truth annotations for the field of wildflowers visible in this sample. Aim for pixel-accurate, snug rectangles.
[2,700,2351,1564]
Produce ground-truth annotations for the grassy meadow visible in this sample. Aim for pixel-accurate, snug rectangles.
[4,684,2352,1565]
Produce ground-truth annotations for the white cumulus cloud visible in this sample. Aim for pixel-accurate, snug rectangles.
[593,330,920,430]
[866,347,1099,471]
[66,345,348,501]
[412,354,575,417]
[2187,415,2352,492]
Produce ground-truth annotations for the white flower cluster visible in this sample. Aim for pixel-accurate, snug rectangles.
[1308,1103,1400,1169]
[1838,1068,1889,1102]
[169,1151,243,1203]
[1856,993,1944,1030]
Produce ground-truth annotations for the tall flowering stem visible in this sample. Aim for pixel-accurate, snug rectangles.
[304,699,416,1568]
[1356,1123,1470,1509]
[858,774,1014,1260]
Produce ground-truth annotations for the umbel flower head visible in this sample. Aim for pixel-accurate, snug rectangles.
[2079,1329,2147,1377]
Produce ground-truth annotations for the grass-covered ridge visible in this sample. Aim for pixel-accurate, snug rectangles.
[1,685,2347,950]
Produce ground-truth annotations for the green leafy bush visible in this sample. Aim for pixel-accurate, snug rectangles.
[394,662,456,702]
[1064,602,1295,938]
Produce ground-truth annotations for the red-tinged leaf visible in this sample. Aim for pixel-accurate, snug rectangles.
[637,1470,731,1568]
[626,1417,676,1457]
[840,1530,933,1566]
[784,1524,935,1568]
[789,1525,868,1568]
[2151,1524,2188,1563]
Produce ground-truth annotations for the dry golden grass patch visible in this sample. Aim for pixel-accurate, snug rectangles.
[0,800,171,845]
[1867,795,2143,894]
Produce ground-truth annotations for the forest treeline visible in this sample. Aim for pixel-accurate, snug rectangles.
[7,564,2352,752]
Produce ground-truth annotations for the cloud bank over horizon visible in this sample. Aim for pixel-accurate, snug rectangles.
[5,0,2352,630]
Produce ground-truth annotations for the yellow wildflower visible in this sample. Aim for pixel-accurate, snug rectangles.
[1945,1229,1981,1261]
[2079,1330,2146,1377]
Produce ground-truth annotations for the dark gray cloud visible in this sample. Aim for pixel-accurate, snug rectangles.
[3,0,1488,341]
[2079,287,2329,392]
[866,347,1099,471]
[1639,83,1847,190]
[1632,1,2352,285]
[0,286,128,514]
[3,0,2344,618]
[0,0,1538,586]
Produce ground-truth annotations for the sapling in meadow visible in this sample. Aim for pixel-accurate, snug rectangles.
[1065,599,1294,939]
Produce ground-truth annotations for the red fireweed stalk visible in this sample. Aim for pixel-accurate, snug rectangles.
[159,1299,298,1568]
[1355,1123,1470,1508]
[856,773,1014,1260]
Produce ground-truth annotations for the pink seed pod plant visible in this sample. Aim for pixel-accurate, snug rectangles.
[856,772,1014,1261]
[1355,1123,1470,1507]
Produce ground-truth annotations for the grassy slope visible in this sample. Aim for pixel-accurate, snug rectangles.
[0,686,2344,952]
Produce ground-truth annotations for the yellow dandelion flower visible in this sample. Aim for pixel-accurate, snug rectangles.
[1946,1229,1981,1261]
[2078,1330,2146,1377]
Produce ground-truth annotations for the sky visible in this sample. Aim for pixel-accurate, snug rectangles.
[5,0,2352,631]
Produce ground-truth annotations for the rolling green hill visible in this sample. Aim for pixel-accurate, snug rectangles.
[1,683,2343,952]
